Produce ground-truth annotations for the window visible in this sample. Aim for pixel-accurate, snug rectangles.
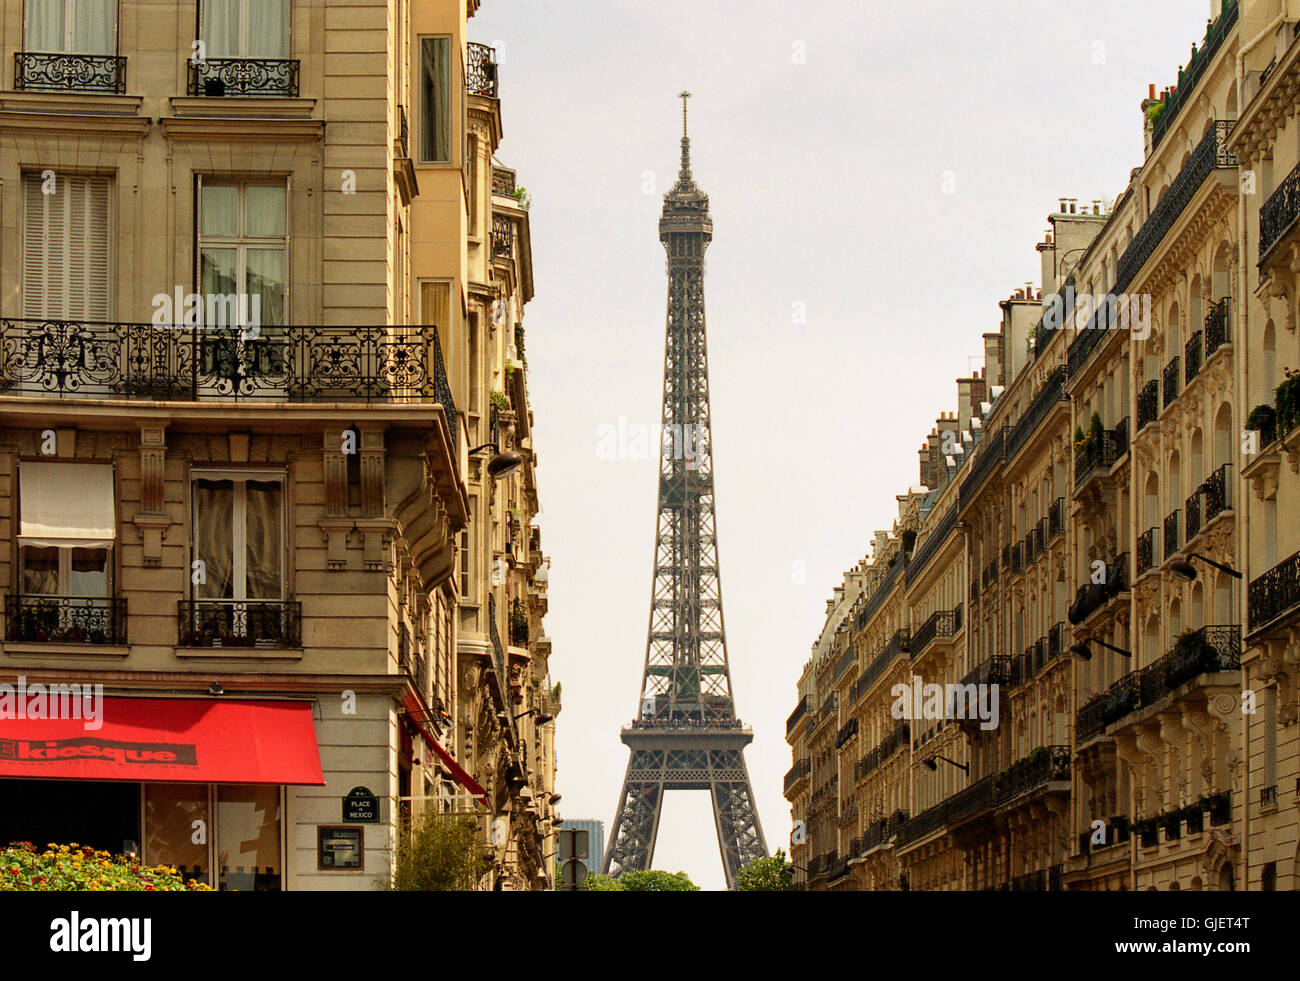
[217,785,282,891]
[22,173,110,320]
[420,37,452,162]
[200,0,289,58]
[24,0,116,54]
[197,178,287,328]
[193,473,285,603]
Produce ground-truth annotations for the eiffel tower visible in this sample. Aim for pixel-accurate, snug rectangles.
[603,94,767,889]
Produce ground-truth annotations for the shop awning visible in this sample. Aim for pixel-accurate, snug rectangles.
[19,462,116,547]
[0,696,325,785]
[402,693,487,806]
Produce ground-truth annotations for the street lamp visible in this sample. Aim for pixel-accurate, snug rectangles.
[1170,552,1242,582]
[468,404,522,479]
[921,755,968,773]
[513,707,554,725]
[1070,639,1133,660]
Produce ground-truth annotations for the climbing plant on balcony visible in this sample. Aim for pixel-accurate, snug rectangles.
[1276,369,1300,436]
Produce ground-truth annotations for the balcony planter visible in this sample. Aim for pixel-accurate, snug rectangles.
[1134,818,1159,848]
[1207,791,1231,825]
[1276,371,1300,436]
[1247,404,1277,445]
[1166,630,1213,688]
[1183,806,1204,834]
[1162,813,1182,841]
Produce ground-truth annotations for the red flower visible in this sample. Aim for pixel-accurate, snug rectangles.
[144,884,156,891]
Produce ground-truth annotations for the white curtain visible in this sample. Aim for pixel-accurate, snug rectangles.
[196,479,235,599]
[24,0,63,51]
[244,184,284,236]
[246,250,285,327]
[244,481,281,599]
[246,0,289,58]
[201,0,242,57]
[71,0,115,54]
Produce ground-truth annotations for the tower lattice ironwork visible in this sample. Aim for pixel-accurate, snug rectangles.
[604,94,767,888]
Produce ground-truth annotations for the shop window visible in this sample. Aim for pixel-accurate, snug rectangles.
[144,785,210,883]
[217,785,282,891]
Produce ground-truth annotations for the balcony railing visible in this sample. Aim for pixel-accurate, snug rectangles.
[1137,379,1160,430]
[832,644,857,683]
[904,503,958,584]
[1112,416,1130,458]
[1005,365,1066,461]
[997,746,1071,803]
[1162,356,1181,408]
[911,605,961,658]
[1149,0,1239,150]
[1049,497,1066,539]
[492,213,514,259]
[466,42,498,97]
[1248,549,1300,635]
[835,716,859,750]
[1068,553,1128,626]
[5,595,126,645]
[786,695,810,735]
[855,722,909,782]
[188,57,299,97]
[1163,509,1181,561]
[1185,331,1203,383]
[958,429,1004,507]
[14,51,126,93]
[1203,463,1232,522]
[1137,527,1158,577]
[1185,487,1202,542]
[1074,428,1120,490]
[854,553,903,630]
[177,599,301,648]
[397,104,409,158]
[1205,298,1231,355]
[1260,159,1300,263]
[783,757,811,793]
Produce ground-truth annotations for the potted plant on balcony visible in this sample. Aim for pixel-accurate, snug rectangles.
[1246,403,1277,443]
[1207,791,1231,826]
[1133,817,1159,848]
[1167,629,1209,687]
[1276,368,1300,436]
[1182,804,1204,834]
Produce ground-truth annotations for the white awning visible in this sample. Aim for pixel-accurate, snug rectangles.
[19,462,116,547]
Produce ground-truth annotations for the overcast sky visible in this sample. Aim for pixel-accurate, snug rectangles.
[469,0,1216,889]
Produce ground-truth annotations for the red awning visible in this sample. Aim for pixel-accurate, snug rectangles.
[402,694,486,806]
[0,697,324,785]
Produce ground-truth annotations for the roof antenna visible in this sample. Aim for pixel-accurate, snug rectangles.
[678,90,692,181]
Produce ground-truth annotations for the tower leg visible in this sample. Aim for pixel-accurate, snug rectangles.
[604,752,664,878]
[709,751,768,889]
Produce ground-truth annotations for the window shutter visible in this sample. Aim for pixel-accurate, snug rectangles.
[21,173,110,320]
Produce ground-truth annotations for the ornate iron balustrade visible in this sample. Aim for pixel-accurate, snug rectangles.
[1001,544,1011,570]
[14,52,125,93]
[783,758,811,792]
[997,746,1071,804]
[881,628,910,663]
[1065,294,1122,378]
[958,429,1005,507]
[1076,692,1108,743]
[1116,121,1237,292]
[855,722,909,782]
[960,655,1010,691]
[1248,549,1300,635]
[904,503,958,584]
[177,599,300,648]
[850,630,907,704]
[1005,365,1067,462]
[1034,518,1046,556]
[832,644,857,683]
[1047,622,1066,661]
[1164,509,1181,561]
[1136,527,1158,576]
[786,695,810,735]
[854,553,902,630]
[827,855,850,881]
[1185,488,1203,542]
[1203,463,1232,521]
[1260,159,1300,262]
[1068,553,1128,625]
[6,595,126,645]
[466,42,498,97]
[397,105,409,157]
[492,213,514,259]
[492,166,516,197]
[1205,297,1231,354]
[1137,379,1160,430]
[188,57,299,96]
[1185,331,1203,383]
[1074,428,1120,490]
[1162,356,1181,408]
[1150,1,1239,149]
[1112,416,1130,458]
[1011,541,1025,574]
[911,606,961,658]
[1049,497,1066,538]
[835,716,859,750]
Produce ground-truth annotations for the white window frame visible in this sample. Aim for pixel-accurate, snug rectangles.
[198,0,290,59]
[191,469,287,603]
[196,176,290,328]
[23,0,118,54]
[20,171,113,321]
[418,35,453,164]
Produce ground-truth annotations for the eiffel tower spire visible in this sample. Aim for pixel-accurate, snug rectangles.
[604,96,767,889]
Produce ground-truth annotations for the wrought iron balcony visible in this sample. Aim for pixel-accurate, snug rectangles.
[1137,379,1160,430]
[0,322,458,445]
[911,605,961,658]
[1136,527,1158,577]
[5,595,126,645]
[397,104,409,158]
[492,213,514,259]
[1149,1,1238,150]
[1185,487,1202,542]
[1005,365,1067,461]
[832,643,857,683]
[1074,428,1120,491]
[1185,330,1203,383]
[466,42,498,97]
[997,746,1071,804]
[1162,356,1181,408]
[835,716,859,750]
[1163,509,1181,561]
[492,166,516,197]
[1068,553,1128,626]
[1205,298,1231,355]
[1112,416,1130,458]
[1203,462,1232,522]
[958,429,1004,507]
[904,503,957,584]
[1261,159,1300,263]
[1248,549,1300,635]
[177,599,301,648]
[188,57,299,97]
[1049,497,1066,538]
[14,51,126,93]
[786,695,810,735]
[783,757,811,793]
[855,722,909,782]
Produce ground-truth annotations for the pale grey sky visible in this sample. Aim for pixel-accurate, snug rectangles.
[470,0,1217,889]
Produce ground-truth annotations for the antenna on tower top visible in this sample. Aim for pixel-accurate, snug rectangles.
[677,90,693,182]
[680,90,691,136]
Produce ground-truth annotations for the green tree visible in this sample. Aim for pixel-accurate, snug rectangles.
[619,869,699,891]
[391,812,492,891]
[582,872,626,891]
[735,849,795,891]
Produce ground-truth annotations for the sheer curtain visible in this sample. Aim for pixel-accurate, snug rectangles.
[246,0,289,58]
[244,481,282,599]
[201,0,242,57]
[24,0,63,51]
[196,480,235,599]
[422,38,450,162]
[71,0,115,54]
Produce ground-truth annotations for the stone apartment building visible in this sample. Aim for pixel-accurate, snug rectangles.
[0,0,557,890]
[787,0,1299,891]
